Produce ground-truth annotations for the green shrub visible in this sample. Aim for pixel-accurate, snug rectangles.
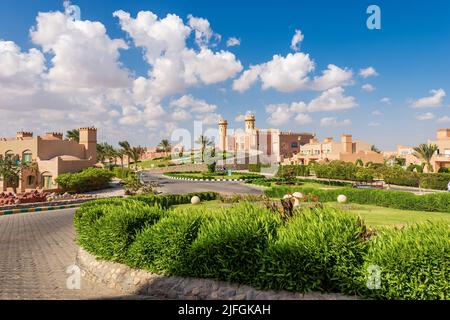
[56,168,114,193]
[419,173,450,190]
[406,163,424,173]
[132,192,217,208]
[207,162,216,173]
[383,167,420,187]
[438,167,450,173]
[277,165,309,179]
[358,222,449,300]
[248,164,261,173]
[127,208,210,274]
[257,208,368,294]
[187,203,281,285]
[76,201,164,261]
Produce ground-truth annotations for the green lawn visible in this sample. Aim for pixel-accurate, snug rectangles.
[138,158,172,168]
[327,202,450,228]
[171,198,450,229]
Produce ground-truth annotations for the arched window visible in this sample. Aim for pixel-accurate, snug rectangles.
[41,172,53,190]
[5,150,14,160]
[22,150,33,164]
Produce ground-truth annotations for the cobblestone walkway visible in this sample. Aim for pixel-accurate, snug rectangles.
[0,209,135,300]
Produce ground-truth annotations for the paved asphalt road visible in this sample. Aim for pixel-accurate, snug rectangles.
[141,172,264,195]
[0,174,263,300]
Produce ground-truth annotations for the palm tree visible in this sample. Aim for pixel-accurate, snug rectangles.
[129,146,145,170]
[116,149,125,170]
[66,129,80,142]
[96,142,115,167]
[158,139,172,156]
[119,141,131,168]
[413,143,438,173]
[195,135,215,163]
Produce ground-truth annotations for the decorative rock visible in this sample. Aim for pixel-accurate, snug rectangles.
[191,196,201,205]
[337,194,347,204]
[292,192,303,199]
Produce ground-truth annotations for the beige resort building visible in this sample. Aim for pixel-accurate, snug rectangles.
[387,129,450,172]
[0,127,97,192]
[286,134,384,165]
[218,114,314,164]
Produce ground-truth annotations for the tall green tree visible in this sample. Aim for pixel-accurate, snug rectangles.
[97,142,115,167]
[66,129,80,142]
[413,143,438,173]
[195,135,215,163]
[116,148,126,170]
[0,157,21,193]
[129,146,145,170]
[119,141,131,168]
[158,139,172,156]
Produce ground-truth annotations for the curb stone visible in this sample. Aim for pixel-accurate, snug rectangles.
[0,203,81,216]
[167,176,247,183]
[76,247,359,300]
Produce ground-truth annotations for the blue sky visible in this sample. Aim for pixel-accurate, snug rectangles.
[0,0,449,149]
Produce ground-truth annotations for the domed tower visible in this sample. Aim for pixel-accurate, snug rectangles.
[245,113,255,133]
[218,118,228,151]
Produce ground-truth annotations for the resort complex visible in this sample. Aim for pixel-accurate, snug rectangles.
[285,134,384,165]
[384,129,450,172]
[218,114,314,164]
[0,127,97,192]
[1,1,449,306]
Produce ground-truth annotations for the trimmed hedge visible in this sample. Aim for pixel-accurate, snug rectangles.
[313,161,374,182]
[132,192,217,208]
[257,208,367,294]
[313,162,450,190]
[265,185,450,213]
[246,177,353,188]
[277,165,310,179]
[248,163,271,173]
[56,168,114,193]
[419,173,450,190]
[358,222,449,300]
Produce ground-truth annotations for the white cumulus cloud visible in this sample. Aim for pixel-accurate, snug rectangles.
[362,84,375,92]
[410,89,446,108]
[290,29,304,51]
[359,66,378,78]
[320,117,352,127]
[416,112,435,121]
[226,37,241,47]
